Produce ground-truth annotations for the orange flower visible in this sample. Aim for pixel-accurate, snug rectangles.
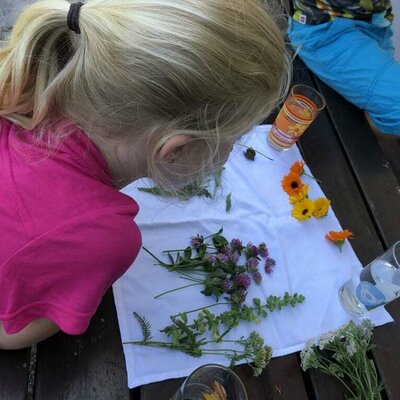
[325,230,354,251]
[290,161,305,175]
[281,172,304,196]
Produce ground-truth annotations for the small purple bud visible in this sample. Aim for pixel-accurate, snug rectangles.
[252,271,262,285]
[190,235,203,249]
[234,273,251,289]
[230,239,243,251]
[246,257,259,272]
[222,278,233,292]
[264,257,275,274]
[216,253,230,264]
[204,253,216,265]
[229,252,239,264]
[250,245,259,257]
[258,243,269,258]
[265,257,276,268]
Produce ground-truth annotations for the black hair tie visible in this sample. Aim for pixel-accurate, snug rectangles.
[67,2,84,34]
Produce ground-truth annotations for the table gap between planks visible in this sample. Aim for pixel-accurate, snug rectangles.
[1,58,400,400]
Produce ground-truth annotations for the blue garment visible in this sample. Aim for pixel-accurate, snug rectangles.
[288,17,400,134]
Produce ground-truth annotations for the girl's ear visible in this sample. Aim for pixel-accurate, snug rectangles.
[157,134,193,162]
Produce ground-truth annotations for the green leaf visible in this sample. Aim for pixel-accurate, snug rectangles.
[183,246,192,259]
[179,313,188,324]
[212,235,229,251]
[133,312,152,343]
[225,193,232,212]
[253,298,261,307]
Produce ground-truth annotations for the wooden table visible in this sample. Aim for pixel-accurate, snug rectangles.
[1,58,400,400]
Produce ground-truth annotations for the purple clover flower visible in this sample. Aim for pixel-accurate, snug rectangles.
[229,252,239,265]
[190,235,203,249]
[250,245,259,257]
[216,253,230,264]
[246,257,259,272]
[252,271,262,285]
[230,288,247,304]
[264,257,276,274]
[230,238,243,251]
[222,278,233,292]
[258,243,269,258]
[204,253,216,265]
[234,273,251,289]
[265,257,276,268]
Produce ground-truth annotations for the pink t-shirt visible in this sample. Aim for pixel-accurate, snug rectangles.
[0,118,141,335]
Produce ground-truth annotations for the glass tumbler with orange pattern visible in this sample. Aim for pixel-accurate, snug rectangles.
[267,84,325,151]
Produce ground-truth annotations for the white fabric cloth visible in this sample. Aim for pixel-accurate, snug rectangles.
[113,125,392,389]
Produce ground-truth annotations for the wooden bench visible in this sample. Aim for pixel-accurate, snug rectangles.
[1,56,400,400]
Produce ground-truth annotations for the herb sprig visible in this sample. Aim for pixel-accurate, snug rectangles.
[126,315,272,377]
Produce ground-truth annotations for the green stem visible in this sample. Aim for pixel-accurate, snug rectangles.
[303,171,322,183]
[142,246,168,266]
[203,228,223,240]
[172,302,231,318]
[154,283,200,299]
[162,245,216,253]
[235,143,274,161]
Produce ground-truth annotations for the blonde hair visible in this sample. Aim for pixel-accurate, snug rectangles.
[0,0,291,187]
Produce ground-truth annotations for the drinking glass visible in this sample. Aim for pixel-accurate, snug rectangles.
[170,364,248,400]
[339,241,400,316]
[267,84,325,151]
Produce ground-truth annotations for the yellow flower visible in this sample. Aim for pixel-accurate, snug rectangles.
[289,184,309,203]
[291,198,315,221]
[312,197,331,218]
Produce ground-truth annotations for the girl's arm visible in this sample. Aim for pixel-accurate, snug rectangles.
[0,319,59,350]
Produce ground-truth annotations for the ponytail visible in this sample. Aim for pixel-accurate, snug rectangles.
[0,1,72,130]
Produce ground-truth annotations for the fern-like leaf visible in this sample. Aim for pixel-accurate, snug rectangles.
[133,311,153,343]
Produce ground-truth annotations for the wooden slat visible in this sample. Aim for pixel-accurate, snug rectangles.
[376,135,400,186]
[0,348,31,400]
[293,58,389,399]
[372,301,400,400]
[295,59,383,265]
[263,356,308,400]
[141,378,184,400]
[302,63,400,399]
[34,290,130,400]
[312,77,400,248]
[308,370,350,400]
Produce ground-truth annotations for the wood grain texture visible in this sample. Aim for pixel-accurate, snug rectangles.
[34,290,130,400]
[140,378,184,400]
[0,348,31,400]
[312,76,400,248]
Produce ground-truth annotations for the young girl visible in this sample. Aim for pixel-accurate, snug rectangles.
[0,0,290,349]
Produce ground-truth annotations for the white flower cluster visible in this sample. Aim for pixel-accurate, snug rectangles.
[299,319,382,399]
